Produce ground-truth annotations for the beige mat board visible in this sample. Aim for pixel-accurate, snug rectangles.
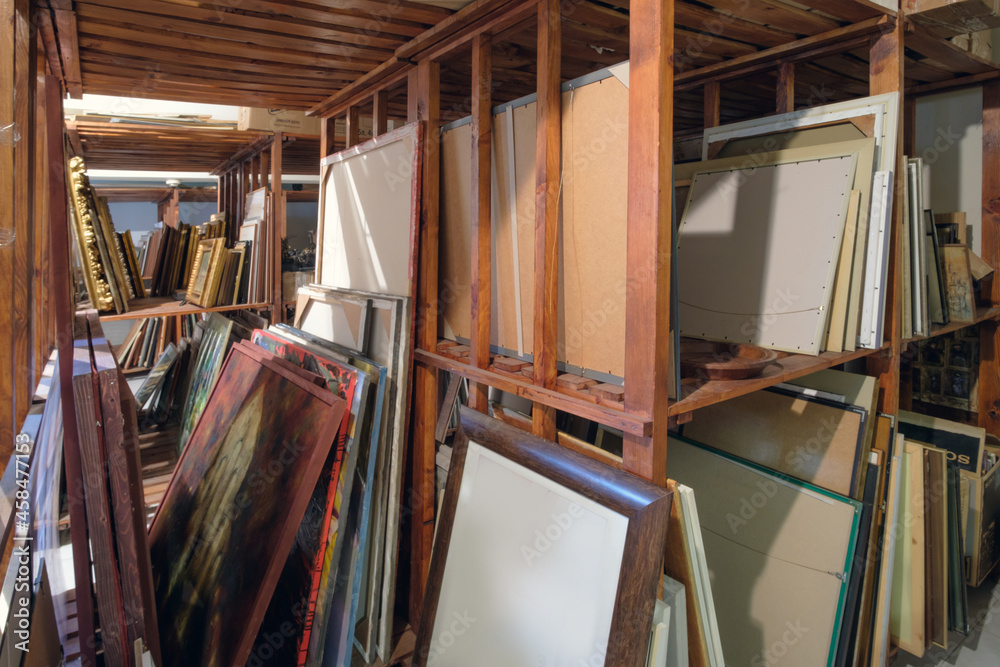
[678,151,858,354]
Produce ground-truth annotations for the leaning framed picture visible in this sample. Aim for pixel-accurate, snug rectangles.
[413,407,672,666]
[186,238,226,306]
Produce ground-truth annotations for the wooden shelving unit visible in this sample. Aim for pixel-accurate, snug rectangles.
[301,0,1000,627]
[904,305,1000,344]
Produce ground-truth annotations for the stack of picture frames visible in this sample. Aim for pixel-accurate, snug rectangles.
[177,312,236,451]
[237,187,271,306]
[291,285,412,664]
[147,340,349,667]
[413,408,672,666]
[68,157,145,314]
[675,368,907,666]
[437,63,680,399]
[886,410,1000,660]
[684,92,900,358]
[310,121,424,663]
[63,312,162,666]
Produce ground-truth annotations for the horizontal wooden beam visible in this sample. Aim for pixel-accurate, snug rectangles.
[906,23,1000,76]
[415,349,653,437]
[675,14,894,92]
[908,69,1000,96]
[396,0,524,60]
[308,56,409,118]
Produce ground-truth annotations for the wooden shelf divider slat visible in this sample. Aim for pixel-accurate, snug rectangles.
[904,305,1000,345]
[97,298,270,322]
[414,349,652,438]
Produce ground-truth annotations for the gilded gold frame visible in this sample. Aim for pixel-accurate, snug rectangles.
[186,238,226,307]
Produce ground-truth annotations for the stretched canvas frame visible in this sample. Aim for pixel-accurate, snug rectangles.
[295,284,373,355]
[316,123,423,298]
[414,408,672,666]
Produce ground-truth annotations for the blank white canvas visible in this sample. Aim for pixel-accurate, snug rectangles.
[678,155,856,354]
[662,576,688,667]
[319,132,417,296]
[429,442,629,667]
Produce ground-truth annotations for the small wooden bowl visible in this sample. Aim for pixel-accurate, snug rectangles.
[679,339,778,381]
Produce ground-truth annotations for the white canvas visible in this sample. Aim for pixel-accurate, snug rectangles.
[318,130,418,297]
[428,442,629,667]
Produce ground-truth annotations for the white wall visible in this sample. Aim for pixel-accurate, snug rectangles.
[107,201,158,243]
[914,86,983,254]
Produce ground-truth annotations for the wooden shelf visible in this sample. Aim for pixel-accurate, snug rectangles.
[669,344,887,417]
[97,297,271,322]
[414,349,652,437]
[903,305,1000,345]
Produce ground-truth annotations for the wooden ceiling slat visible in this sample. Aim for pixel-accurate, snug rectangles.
[80,52,354,90]
[304,0,452,25]
[176,0,430,38]
[77,35,355,81]
[79,63,335,97]
[52,7,84,96]
[674,3,796,48]
[75,18,377,71]
[694,0,842,36]
[906,26,1000,76]
[75,1,394,62]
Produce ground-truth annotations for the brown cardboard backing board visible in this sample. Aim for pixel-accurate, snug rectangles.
[668,436,860,667]
[681,387,867,498]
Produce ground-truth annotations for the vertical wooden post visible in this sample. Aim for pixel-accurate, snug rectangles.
[33,46,51,383]
[0,0,14,453]
[346,105,360,148]
[13,0,36,429]
[239,160,249,223]
[217,170,226,214]
[704,80,721,129]
[320,116,336,157]
[469,34,492,413]
[410,59,440,626]
[866,17,904,417]
[373,89,390,137]
[250,154,259,191]
[532,0,561,440]
[776,62,795,113]
[980,80,1000,436]
[259,149,269,191]
[169,188,180,227]
[904,97,917,157]
[623,0,673,485]
[46,73,98,667]
[270,132,284,324]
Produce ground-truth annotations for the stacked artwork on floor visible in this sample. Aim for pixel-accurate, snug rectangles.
[68,157,145,314]
[310,122,423,663]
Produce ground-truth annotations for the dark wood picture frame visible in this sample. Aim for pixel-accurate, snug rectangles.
[414,407,672,666]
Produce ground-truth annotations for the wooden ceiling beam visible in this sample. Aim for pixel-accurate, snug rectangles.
[675,14,892,91]
[51,5,83,97]
[906,23,1000,76]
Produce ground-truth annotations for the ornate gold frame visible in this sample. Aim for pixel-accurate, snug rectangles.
[68,157,117,312]
[186,238,226,307]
